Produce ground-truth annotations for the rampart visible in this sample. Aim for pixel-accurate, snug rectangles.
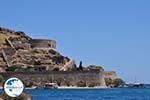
[31,39,56,49]
[102,71,117,80]
[0,70,107,87]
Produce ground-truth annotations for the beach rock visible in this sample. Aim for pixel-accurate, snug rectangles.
[0,93,32,100]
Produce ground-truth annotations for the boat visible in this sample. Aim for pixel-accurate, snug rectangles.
[125,83,144,88]
[121,76,145,88]
[25,86,37,89]
[44,83,58,89]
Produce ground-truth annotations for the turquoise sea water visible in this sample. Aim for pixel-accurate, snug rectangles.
[25,88,150,100]
[1,88,150,100]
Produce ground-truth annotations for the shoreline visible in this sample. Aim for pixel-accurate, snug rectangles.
[0,86,108,90]
[57,86,107,89]
[24,86,108,90]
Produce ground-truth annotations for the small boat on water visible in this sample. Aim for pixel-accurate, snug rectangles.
[122,83,145,88]
[129,83,144,88]
[44,83,58,89]
[121,76,149,88]
[25,86,37,89]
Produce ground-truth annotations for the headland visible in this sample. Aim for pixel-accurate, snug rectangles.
[0,27,124,88]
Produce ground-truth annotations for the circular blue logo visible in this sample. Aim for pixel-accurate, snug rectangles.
[4,78,24,97]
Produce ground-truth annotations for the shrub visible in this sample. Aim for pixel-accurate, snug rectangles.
[112,78,125,87]
[105,78,113,86]
[26,67,37,72]
[87,65,104,71]
[6,66,21,71]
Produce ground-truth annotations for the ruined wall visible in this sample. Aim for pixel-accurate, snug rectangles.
[0,70,106,87]
[102,71,117,80]
[31,39,56,49]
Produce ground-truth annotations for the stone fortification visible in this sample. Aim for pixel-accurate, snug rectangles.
[31,39,56,49]
[0,27,75,72]
[1,70,107,87]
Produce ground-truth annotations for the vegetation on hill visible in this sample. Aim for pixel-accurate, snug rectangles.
[112,78,125,87]
[87,65,104,71]
[105,78,125,87]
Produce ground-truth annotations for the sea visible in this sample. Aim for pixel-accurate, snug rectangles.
[1,88,150,100]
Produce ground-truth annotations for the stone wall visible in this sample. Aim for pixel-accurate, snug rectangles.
[102,71,117,80]
[31,39,56,49]
[0,70,107,87]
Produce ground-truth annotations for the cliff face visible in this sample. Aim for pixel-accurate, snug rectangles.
[0,27,75,72]
[102,71,118,80]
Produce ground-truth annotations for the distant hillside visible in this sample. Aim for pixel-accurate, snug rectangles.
[0,27,76,72]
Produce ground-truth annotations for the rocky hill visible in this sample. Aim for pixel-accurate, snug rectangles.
[0,27,76,72]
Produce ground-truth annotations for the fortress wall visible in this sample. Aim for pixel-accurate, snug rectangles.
[14,43,31,50]
[102,71,117,80]
[1,70,106,87]
[31,39,56,49]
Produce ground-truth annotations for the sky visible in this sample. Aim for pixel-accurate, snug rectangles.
[0,0,150,83]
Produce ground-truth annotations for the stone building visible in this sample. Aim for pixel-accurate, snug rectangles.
[31,39,56,49]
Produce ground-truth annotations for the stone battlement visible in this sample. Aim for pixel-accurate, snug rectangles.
[0,70,107,87]
[31,39,56,49]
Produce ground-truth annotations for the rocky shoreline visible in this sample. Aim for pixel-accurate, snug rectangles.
[0,93,32,100]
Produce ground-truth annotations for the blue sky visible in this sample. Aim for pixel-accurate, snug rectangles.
[0,0,150,83]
